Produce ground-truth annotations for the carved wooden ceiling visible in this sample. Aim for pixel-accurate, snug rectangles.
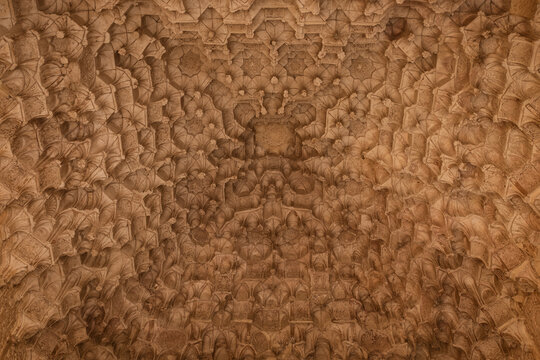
[0,0,540,359]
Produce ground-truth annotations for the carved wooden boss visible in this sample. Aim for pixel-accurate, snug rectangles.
[0,0,539,359]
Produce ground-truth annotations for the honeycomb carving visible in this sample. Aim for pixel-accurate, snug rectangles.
[0,0,539,359]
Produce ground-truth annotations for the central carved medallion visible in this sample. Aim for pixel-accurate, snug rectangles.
[254,120,294,156]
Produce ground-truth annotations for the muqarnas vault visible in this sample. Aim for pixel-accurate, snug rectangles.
[0,0,539,359]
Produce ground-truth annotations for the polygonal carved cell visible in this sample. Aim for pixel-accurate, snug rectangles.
[0,0,540,359]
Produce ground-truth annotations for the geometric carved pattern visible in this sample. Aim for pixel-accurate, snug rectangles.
[0,0,539,359]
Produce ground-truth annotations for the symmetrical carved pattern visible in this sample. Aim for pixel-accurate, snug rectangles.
[0,0,539,359]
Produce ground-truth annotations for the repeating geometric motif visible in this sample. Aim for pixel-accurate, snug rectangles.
[0,0,539,359]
